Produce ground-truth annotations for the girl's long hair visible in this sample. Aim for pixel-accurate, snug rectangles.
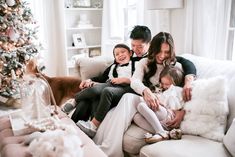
[143,32,176,89]
[160,65,184,87]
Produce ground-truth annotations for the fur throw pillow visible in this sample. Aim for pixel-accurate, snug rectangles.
[28,125,83,157]
[180,76,229,141]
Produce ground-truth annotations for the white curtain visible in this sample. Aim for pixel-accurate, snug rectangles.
[101,0,126,57]
[144,10,171,36]
[29,0,66,76]
[183,0,230,60]
[101,0,172,57]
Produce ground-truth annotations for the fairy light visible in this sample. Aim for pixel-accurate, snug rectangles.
[0,0,41,98]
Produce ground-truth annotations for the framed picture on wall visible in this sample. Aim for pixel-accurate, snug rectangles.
[89,48,101,57]
[73,0,91,7]
[72,33,86,48]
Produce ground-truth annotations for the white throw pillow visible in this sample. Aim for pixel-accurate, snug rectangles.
[180,76,229,142]
[76,57,111,80]
[223,118,235,157]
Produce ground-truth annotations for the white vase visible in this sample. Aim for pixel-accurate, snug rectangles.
[6,0,16,7]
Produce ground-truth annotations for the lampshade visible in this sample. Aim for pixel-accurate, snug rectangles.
[146,0,184,10]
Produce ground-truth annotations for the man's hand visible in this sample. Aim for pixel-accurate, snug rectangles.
[166,110,185,129]
[142,88,159,112]
[79,79,94,89]
[183,75,195,101]
[182,83,192,101]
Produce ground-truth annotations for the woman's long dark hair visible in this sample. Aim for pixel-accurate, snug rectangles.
[143,32,176,89]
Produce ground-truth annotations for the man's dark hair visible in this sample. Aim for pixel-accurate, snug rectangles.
[130,25,151,43]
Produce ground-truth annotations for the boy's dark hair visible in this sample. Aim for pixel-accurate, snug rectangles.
[130,25,151,43]
[113,43,131,57]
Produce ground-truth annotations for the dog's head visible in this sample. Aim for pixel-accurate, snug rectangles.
[25,59,39,75]
[24,59,82,106]
[25,59,45,75]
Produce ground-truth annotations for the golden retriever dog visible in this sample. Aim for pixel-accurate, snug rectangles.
[42,75,81,106]
[26,59,81,106]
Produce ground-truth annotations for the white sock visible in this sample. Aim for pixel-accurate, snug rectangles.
[71,99,76,107]
[90,121,98,130]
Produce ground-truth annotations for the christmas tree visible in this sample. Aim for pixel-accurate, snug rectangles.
[0,0,40,105]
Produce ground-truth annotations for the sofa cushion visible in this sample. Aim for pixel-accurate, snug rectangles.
[223,119,235,157]
[123,124,147,155]
[140,135,231,157]
[182,54,235,130]
[76,57,112,80]
[180,76,228,141]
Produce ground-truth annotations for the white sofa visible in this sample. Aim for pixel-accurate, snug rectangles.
[76,54,235,157]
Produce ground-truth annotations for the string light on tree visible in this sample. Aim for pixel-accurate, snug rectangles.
[0,0,41,103]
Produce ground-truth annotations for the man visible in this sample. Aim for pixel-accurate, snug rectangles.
[130,25,151,59]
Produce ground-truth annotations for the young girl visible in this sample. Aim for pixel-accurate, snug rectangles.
[134,65,184,143]
[62,44,134,137]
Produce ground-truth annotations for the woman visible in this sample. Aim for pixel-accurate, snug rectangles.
[93,32,196,157]
[131,32,195,129]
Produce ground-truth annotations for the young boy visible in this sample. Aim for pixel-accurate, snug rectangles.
[62,44,134,137]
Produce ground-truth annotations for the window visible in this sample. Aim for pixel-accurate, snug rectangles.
[227,0,235,61]
[124,0,138,43]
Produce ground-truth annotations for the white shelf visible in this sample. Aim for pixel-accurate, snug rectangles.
[67,45,101,50]
[66,26,102,30]
[65,8,103,11]
[63,0,103,76]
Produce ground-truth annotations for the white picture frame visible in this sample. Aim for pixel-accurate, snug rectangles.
[89,48,101,57]
[74,0,91,7]
[72,33,86,48]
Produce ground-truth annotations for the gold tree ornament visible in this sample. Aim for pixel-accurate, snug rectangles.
[0,0,42,107]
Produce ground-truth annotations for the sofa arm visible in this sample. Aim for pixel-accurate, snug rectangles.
[75,57,112,80]
[223,118,235,157]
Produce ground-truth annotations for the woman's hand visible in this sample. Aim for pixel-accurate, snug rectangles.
[166,110,185,129]
[79,79,94,89]
[142,88,160,112]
